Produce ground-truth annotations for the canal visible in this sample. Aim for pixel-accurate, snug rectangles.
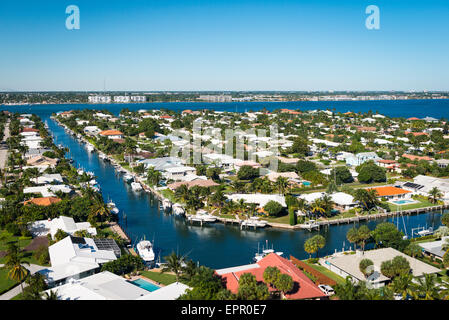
[5,103,446,268]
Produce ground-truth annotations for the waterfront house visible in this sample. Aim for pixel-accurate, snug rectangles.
[298,192,355,211]
[138,157,183,171]
[227,193,286,208]
[367,186,411,200]
[320,248,440,288]
[29,216,97,238]
[404,175,449,199]
[418,236,449,261]
[42,271,150,300]
[83,126,101,136]
[137,282,191,300]
[40,236,120,288]
[216,253,326,300]
[163,165,197,181]
[34,173,64,185]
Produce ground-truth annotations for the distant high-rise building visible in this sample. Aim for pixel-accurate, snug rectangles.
[88,95,111,103]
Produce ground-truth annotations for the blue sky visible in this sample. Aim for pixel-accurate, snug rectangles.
[0,0,448,91]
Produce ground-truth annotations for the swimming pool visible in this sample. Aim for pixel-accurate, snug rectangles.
[129,278,161,292]
[391,199,415,205]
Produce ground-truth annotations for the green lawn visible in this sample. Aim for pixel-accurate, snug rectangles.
[160,189,177,203]
[301,261,346,285]
[386,197,439,212]
[265,214,290,224]
[0,230,32,252]
[140,271,177,286]
[0,267,19,295]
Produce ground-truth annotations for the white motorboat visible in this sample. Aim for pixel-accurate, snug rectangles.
[99,153,107,160]
[123,173,134,183]
[162,199,172,211]
[188,210,217,223]
[136,240,155,263]
[302,219,320,230]
[131,182,143,191]
[241,216,268,229]
[86,144,95,153]
[107,200,119,214]
[172,203,185,216]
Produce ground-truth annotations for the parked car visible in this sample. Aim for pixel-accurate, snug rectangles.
[318,284,335,296]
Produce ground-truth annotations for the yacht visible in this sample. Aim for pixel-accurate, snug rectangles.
[86,144,95,153]
[136,240,155,264]
[131,181,143,191]
[302,219,320,230]
[123,173,134,183]
[172,203,185,216]
[107,200,119,214]
[162,199,172,211]
[241,216,268,229]
[188,210,217,223]
[99,153,107,160]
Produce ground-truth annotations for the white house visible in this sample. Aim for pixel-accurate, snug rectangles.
[40,236,120,287]
[345,152,380,166]
[43,271,150,300]
[29,216,97,239]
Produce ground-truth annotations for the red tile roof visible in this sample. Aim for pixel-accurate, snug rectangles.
[367,186,411,197]
[219,253,326,300]
[24,197,62,206]
[100,130,123,136]
[402,154,433,161]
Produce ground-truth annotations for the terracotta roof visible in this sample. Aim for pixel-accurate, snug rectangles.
[367,186,411,197]
[404,131,428,137]
[21,128,39,133]
[376,159,397,164]
[407,117,420,121]
[402,154,433,161]
[100,130,123,136]
[218,253,326,300]
[24,197,62,206]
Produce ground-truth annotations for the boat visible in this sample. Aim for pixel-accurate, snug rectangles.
[162,199,172,211]
[123,173,134,183]
[302,219,320,230]
[187,210,217,223]
[136,240,155,263]
[107,200,119,214]
[253,241,284,262]
[172,203,185,216]
[417,227,433,237]
[131,182,143,191]
[86,144,95,153]
[99,153,107,160]
[241,216,268,229]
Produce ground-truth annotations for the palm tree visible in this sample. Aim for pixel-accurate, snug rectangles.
[5,244,30,294]
[147,167,162,186]
[320,194,335,217]
[411,274,442,300]
[310,199,325,218]
[174,184,190,203]
[161,252,185,283]
[428,187,443,204]
[275,176,289,195]
[42,290,59,300]
[390,274,414,300]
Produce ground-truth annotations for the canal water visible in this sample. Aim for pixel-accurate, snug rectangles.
[2,103,445,268]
